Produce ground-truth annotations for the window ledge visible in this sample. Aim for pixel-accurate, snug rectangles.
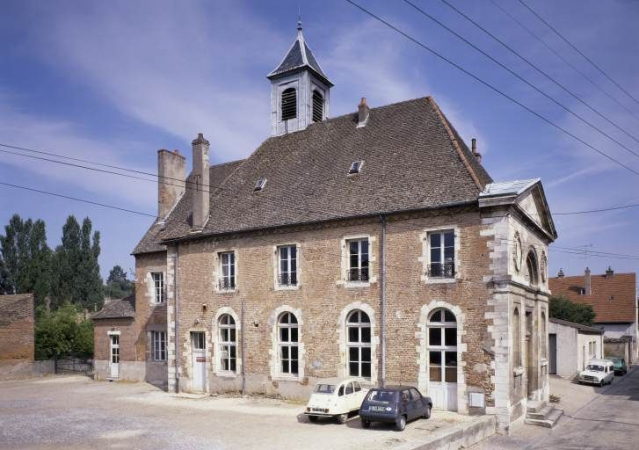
[216,289,238,294]
[513,366,524,377]
[215,371,238,379]
[342,281,373,289]
[272,375,302,382]
[149,360,167,364]
[274,285,301,291]
[424,277,458,285]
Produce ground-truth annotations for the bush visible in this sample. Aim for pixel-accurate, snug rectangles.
[549,295,596,326]
[35,303,94,359]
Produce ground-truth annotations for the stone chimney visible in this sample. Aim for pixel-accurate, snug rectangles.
[585,267,591,295]
[606,266,614,278]
[191,133,210,230]
[557,268,564,278]
[357,97,370,128]
[471,138,482,163]
[158,149,186,220]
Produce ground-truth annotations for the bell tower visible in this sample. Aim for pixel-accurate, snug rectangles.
[267,20,333,136]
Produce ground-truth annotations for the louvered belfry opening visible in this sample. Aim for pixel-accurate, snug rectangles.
[281,88,297,120]
[312,90,324,122]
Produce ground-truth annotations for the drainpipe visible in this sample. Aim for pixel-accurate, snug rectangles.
[380,214,387,388]
[173,247,180,393]
[241,298,246,395]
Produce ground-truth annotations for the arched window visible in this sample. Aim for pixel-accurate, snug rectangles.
[541,311,547,359]
[278,312,299,375]
[218,314,237,372]
[312,90,324,122]
[513,307,521,368]
[347,310,371,378]
[427,309,457,383]
[281,88,297,121]
[526,251,539,287]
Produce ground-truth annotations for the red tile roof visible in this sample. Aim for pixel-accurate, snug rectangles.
[549,272,637,323]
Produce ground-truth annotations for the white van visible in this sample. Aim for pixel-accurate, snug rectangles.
[578,359,615,387]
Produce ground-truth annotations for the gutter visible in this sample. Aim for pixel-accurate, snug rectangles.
[379,214,387,387]
[173,247,180,393]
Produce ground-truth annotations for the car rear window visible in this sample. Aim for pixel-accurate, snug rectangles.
[314,384,335,394]
[366,390,396,403]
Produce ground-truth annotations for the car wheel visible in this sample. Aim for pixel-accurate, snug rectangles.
[361,419,371,429]
[337,413,348,424]
[308,416,318,423]
[600,380,605,388]
[395,415,406,431]
[609,377,614,385]
[423,406,432,420]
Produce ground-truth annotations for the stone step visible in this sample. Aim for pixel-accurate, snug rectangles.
[525,406,564,428]
[526,400,547,414]
[527,405,553,420]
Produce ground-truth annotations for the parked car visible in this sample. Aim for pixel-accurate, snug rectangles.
[605,356,628,375]
[359,385,432,431]
[578,359,615,387]
[304,379,368,424]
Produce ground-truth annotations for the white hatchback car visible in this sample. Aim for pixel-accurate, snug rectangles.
[578,359,615,387]
[304,379,368,423]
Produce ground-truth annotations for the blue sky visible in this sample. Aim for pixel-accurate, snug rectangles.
[1,0,638,281]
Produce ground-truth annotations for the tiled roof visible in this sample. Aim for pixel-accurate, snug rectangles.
[480,179,540,198]
[133,159,244,255]
[549,317,603,335]
[91,295,135,320]
[155,96,492,243]
[549,272,637,323]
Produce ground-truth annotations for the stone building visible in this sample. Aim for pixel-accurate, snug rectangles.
[93,23,557,431]
[548,318,604,379]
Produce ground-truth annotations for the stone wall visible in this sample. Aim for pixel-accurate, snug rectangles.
[0,294,34,362]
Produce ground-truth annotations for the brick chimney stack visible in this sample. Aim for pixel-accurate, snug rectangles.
[191,133,210,230]
[605,266,614,278]
[357,97,370,128]
[471,138,482,163]
[158,149,186,220]
[585,267,592,295]
[557,268,564,278]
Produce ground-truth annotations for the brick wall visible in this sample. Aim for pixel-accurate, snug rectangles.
[0,294,34,361]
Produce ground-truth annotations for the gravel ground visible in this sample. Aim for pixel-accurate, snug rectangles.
[0,376,477,450]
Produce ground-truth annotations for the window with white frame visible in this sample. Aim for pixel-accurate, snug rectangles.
[427,309,457,383]
[347,238,369,282]
[218,314,237,372]
[346,310,371,378]
[428,231,455,278]
[278,312,299,376]
[151,272,165,303]
[278,245,298,286]
[152,331,167,361]
[219,252,236,290]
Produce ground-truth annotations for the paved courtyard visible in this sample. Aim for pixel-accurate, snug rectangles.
[0,376,483,450]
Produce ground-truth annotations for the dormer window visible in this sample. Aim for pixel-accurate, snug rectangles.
[254,178,267,192]
[281,88,297,121]
[312,90,324,122]
[349,160,363,175]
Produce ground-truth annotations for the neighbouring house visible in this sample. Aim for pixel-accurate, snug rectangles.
[548,318,604,379]
[549,268,638,364]
[93,23,558,431]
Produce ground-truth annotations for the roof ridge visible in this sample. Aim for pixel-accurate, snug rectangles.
[210,158,246,169]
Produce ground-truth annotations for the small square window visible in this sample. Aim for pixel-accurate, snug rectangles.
[348,160,363,174]
[254,178,267,191]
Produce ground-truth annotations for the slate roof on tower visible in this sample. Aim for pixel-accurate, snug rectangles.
[132,95,493,254]
[267,23,332,86]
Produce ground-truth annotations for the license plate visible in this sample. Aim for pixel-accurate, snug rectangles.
[369,406,386,412]
[311,408,325,413]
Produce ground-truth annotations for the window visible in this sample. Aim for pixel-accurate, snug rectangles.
[218,314,237,372]
[254,178,267,192]
[151,272,165,303]
[312,90,324,122]
[348,160,363,174]
[219,252,236,290]
[347,310,371,378]
[347,238,369,282]
[345,382,354,395]
[526,252,538,286]
[278,312,299,376]
[278,245,298,286]
[427,309,457,383]
[428,231,455,278]
[409,388,422,401]
[152,331,167,361]
[281,88,297,120]
[513,307,521,368]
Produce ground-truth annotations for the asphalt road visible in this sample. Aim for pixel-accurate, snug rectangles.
[473,366,639,450]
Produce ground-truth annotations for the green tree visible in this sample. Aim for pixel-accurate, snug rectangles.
[34,303,94,359]
[105,265,134,299]
[549,295,596,326]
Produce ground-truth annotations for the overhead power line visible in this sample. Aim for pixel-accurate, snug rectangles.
[554,202,639,216]
[344,0,639,178]
[0,181,156,217]
[489,0,639,123]
[518,0,639,110]
[436,0,639,147]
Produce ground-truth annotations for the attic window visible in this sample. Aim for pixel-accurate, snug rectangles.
[254,178,267,192]
[348,160,363,175]
[312,90,324,122]
[281,88,297,121]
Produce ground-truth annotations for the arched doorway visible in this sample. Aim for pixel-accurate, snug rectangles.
[427,308,458,411]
